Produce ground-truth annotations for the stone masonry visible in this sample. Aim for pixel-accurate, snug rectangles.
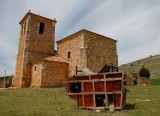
[14,11,118,88]
[31,56,69,88]
[14,11,58,88]
[57,30,118,76]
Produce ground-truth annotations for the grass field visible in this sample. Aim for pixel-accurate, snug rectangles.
[0,85,160,116]
[151,78,160,85]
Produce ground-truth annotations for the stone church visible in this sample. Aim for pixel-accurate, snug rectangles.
[13,11,118,88]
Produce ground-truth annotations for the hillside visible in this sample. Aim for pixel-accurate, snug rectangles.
[119,54,160,78]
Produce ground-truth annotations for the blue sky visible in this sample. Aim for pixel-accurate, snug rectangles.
[0,0,160,76]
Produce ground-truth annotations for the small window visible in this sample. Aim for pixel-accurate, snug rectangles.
[21,25,23,36]
[68,52,70,58]
[39,22,44,34]
[24,22,26,33]
[35,66,37,71]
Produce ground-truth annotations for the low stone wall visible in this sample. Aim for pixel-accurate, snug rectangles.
[137,77,150,85]
[126,76,150,85]
[0,81,4,88]
[0,80,10,88]
[127,77,133,85]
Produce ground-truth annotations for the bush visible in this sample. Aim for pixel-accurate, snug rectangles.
[139,68,150,78]
[7,76,13,83]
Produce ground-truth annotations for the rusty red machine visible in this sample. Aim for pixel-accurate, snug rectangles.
[66,72,127,110]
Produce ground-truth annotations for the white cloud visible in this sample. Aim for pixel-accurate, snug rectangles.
[0,0,160,75]
[118,35,160,65]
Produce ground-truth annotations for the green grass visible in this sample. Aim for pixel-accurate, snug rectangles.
[0,85,160,116]
[151,78,160,85]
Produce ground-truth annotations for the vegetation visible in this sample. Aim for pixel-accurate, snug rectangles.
[119,54,160,79]
[0,75,13,83]
[0,85,160,116]
[139,68,150,78]
[7,75,14,83]
[151,78,160,85]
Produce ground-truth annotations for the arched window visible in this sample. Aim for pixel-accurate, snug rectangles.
[39,22,44,34]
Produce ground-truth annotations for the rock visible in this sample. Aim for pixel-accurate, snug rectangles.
[96,110,101,113]
[109,108,115,113]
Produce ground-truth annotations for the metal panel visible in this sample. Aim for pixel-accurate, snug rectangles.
[66,72,127,110]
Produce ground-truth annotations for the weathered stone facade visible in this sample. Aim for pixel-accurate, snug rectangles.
[57,30,118,76]
[14,11,118,88]
[84,31,118,73]
[126,73,150,85]
[15,12,56,80]
[137,77,150,85]
[57,32,83,76]
[14,11,59,88]
[31,59,69,88]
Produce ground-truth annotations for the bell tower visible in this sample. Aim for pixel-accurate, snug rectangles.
[14,11,57,88]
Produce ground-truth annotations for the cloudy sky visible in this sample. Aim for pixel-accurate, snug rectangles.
[0,0,160,76]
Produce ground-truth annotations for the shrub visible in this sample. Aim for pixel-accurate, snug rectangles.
[7,76,13,83]
[139,68,150,78]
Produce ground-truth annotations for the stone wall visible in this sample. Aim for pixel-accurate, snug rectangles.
[13,78,21,88]
[137,77,150,85]
[0,81,5,88]
[31,60,69,88]
[21,13,56,78]
[15,17,28,78]
[84,32,118,73]
[0,80,10,88]
[13,77,31,88]
[41,61,69,87]
[126,76,150,86]
[15,52,24,78]
[22,51,53,78]
[126,77,133,85]
[14,12,56,88]
[14,12,118,88]
[26,14,56,54]
[57,30,118,76]
[31,62,42,88]
[57,33,83,77]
